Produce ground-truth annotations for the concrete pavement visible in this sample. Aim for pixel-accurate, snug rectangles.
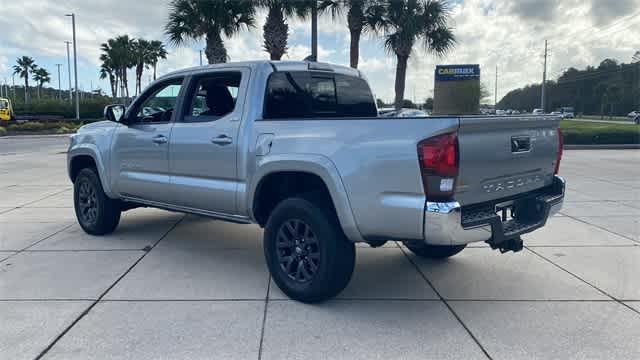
[0,136,639,359]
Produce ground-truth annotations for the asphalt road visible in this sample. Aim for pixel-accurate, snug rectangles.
[1,137,639,360]
[0,135,69,156]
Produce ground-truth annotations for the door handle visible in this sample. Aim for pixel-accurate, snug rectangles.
[211,135,233,145]
[152,135,168,144]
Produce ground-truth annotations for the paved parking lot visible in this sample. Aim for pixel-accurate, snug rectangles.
[1,136,639,360]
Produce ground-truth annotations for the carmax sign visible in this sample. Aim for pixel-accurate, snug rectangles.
[435,64,480,81]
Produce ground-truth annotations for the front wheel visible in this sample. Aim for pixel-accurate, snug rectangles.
[404,241,466,259]
[264,197,355,303]
[74,168,121,235]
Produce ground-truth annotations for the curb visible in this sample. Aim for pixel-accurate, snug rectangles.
[564,144,640,150]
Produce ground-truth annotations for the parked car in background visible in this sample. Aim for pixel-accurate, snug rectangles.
[68,60,565,303]
[379,108,428,117]
[560,107,575,119]
[532,108,544,115]
[628,111,639,118]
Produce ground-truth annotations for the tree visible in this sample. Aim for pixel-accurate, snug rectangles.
[259,0,312,60]
[133,39,151,96]
[148,40,167,81]
[32,67,51,99]
[321,0,376,68]
[100,35,135,98]
[99,60,118,99]
[367,0,455,109]
[166,0,255,64]
[13,56,37,103]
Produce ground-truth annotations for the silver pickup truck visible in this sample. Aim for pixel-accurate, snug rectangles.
[68,60,565,302]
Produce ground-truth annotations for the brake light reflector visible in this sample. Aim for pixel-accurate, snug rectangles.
[554,128,563,174]
[417,132,459,199]
[418,132,459,177]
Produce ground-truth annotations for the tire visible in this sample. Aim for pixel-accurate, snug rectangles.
[73,168,121,235]
[264,196,356,303]
[404,241,466,259]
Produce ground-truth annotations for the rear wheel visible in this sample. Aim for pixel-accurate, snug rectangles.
[74,168,121,235]
[264,197,355,303]
[404,241,466,259]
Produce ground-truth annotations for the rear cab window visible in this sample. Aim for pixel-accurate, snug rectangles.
[263,71,377,119]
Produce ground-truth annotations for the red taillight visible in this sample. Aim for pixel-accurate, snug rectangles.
[554,128,563,174]
[418,132,459,177]
[417,132,459,199]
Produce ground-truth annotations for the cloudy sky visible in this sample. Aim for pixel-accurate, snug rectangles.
[0,0,638,103]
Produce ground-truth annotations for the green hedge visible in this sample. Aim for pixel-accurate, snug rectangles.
[5,121,83,133]
[12,98,112,119]
[561,121,639,145]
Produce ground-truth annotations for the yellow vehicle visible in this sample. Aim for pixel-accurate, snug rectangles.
[0,98,15,122]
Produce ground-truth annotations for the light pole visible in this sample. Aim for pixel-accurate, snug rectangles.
[199,49,203,66]
[66,13,80,121]
[311,2,318,61]
[65,41,72,105]
[55,64,62,100]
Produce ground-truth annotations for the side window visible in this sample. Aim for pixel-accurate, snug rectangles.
[133,79,183,123]
[263,71,375,119]
[334,74,377,117]
[308,77,337,116]
[185,72,241,122]
[264,72,312,119]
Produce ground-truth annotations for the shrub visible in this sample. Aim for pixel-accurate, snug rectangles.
[12,98,112,119]
[561,121,640,145]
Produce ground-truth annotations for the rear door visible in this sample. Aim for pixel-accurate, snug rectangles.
[455,116,561,205]
[168,68,249,214]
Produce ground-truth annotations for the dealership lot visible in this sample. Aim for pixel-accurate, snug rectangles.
[1,136,639,360]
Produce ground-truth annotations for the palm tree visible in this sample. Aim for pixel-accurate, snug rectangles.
[133,39,152,96]
[166,0,256,64]
[259,0,312,60]
[100,35,135,98]
[320,0,375,68]
[13,56,37,103]
[99,59,118,98]
[32,67,51,99]
[148,40,167,81]
[368,0,455,109]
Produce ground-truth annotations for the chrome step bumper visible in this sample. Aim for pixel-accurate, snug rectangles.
[423,176,565,246]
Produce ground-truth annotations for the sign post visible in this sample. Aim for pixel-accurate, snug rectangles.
[433,64,481,115]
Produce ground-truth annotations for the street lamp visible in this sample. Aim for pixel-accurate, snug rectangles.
[66,13,80,121]
[65,41,72,105]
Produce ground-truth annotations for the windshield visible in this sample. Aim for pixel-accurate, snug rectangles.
[0,100,8,109]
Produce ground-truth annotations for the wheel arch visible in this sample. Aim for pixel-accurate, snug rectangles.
[68,145,116,198]
[248,155,364,243]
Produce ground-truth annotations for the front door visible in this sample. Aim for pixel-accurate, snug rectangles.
[169,69,249,214]
[111,77,184,203]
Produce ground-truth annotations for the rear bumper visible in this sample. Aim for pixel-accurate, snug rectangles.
[423,175,565,246]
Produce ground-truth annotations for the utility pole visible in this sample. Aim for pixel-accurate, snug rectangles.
[199,49,203,66]
[66,13,80,121]
[65,41,72,105]
[311,2,318,61]
[494,65,498,109]
[541,40,548,113]
[55,64,62,100]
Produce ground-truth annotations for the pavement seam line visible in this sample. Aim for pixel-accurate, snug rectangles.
[0,223,75,264]
[524,247,640,316]
[398,246,494,360]
[257,275,272,360]
[33,214,186,360]
[557,213,639,244]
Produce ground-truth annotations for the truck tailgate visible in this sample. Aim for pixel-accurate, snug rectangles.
[455,116,561,206]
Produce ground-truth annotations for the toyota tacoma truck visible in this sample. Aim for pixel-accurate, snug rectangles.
[68,61,565,302]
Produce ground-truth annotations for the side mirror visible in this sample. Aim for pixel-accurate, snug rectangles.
[104,104,125,123]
